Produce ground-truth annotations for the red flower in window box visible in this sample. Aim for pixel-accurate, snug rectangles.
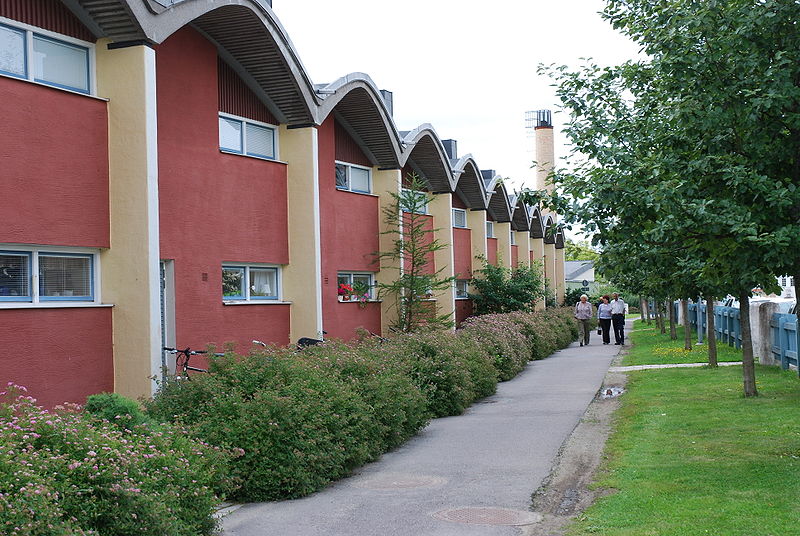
[338,284,353,300]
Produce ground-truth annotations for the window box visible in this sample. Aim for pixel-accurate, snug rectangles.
[219,113,277,160]
[335,161,372,193]
[0,18,93,95]
[222,264,280,302]
[337,272,375,303]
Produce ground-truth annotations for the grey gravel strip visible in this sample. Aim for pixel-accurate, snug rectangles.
[610,361,742,372]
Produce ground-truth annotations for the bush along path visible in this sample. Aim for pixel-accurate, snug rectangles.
[145,308,580,503]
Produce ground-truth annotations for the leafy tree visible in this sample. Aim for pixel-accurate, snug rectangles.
[469,259,546,315]
[564,239,600,262]
[375,174,455,332]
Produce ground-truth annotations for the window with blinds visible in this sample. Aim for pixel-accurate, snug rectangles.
[39,254,92,300]
[452,208,467,228]
[218,113,276,160]
[0,248,95,304]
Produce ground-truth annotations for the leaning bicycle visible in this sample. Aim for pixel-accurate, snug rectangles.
[163,347,223,380]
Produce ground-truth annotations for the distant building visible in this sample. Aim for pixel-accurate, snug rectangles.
[565,260,598,294]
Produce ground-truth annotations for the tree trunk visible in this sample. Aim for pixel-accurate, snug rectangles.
[668,297,677,340]
[739,291,757,397]
[706,296,718,367]
[644,298,652,324]
[681,299,692,350]
[639,296,646,323]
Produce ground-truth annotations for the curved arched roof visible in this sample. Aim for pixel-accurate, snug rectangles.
[75,0,318,124]
[529,205,545,239]
[543,214,557,244]
[399,125,454,193]
[486,177,512,223]
[453,156,488,210]
[509,196,530,231]
[317,74,402,169]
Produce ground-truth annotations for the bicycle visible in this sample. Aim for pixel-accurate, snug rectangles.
[163,347,224,380]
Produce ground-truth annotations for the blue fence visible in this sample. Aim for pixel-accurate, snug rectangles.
[681,302,799,374]
[770,314,798,371]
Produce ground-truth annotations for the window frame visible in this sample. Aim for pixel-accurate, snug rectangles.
[452,208,467,228]
[335,161,373,194]
[0,17,95,95]
[510,230,516,245]
[486,221,495,238]
[222,263,281,302]
[218,112,278,161]
[455,279,470,300]
[401,188,429,215]
[0,245,99,306]
[337,271,376,300]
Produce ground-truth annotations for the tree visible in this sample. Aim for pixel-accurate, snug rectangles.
[469,259,546,315]
[564,239,599,262]
[375,174,455,332]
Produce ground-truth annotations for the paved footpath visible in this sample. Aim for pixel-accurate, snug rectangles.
[223,327,627,536]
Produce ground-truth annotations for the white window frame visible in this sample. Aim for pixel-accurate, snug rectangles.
[452,208,467,228]
[335,161,372,194]
[218,112,279,161]
[0,16,96,96]
[337,271,376,301]
[486,221,495,238]
[455,279,470,300]
[222,263,281,302]
[401,188,429,214]
[510,230,516,245]
[0,244,100,307]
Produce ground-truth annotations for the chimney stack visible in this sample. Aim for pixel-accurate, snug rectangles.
[533,109,554,195]
[442,139,457,160]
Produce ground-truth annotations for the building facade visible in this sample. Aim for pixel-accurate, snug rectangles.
[0,0,565,406]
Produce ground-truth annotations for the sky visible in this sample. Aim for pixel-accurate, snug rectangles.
[273,0,641,195]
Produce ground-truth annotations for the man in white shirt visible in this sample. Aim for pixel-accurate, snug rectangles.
[610,292,626,345]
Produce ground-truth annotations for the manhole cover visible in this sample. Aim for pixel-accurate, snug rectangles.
[432,507,542,526]
[353,473,446,490]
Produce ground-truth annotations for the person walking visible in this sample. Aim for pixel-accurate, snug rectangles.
[574,294,593,347]
[610,292,626,345]
[597,295,613,345]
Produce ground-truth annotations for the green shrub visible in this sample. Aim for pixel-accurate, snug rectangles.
[146,351,382,501]
[0,386,234,536]
[85,391,149,430]
[459,314,530,380]
[298,340,429,452]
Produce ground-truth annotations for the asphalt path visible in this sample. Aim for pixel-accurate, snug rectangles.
[223,326,625,536]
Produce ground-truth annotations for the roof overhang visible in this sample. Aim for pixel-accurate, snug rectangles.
[399,124,454,192]
[453,155,488,210]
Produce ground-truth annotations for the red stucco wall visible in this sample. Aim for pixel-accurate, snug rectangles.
[0,307,113,406]
[318,117,381,340]
[487,238,498,266]
[453,227,472,279]
[455,299,473,326]
[0,76,109,248]
[156,27,290,351]
[511,245,519,268]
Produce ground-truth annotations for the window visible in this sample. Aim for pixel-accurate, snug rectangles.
[335,162,371,193]
[452,208,467,228]
[218,113,276,160]
[401,188,429,214]
[486,221,495,238]
[0,20,91,94]
[510,230,516,245]
[222,264,279,301]
[337,272,375,300]
[0,248,96,303]
[455,279,469,299]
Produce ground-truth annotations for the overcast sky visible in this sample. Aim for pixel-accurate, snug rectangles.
[273,0,640,195]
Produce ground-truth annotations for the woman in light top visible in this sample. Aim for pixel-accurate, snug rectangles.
[574,294,593,347]
[597,295,613,345]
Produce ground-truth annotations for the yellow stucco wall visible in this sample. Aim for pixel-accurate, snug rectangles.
[495,222,512,267]
[280,126,324,341]
[555,246,566,305]
[95,41,162,399]
[429,192,455,328]
[373,169,402,334]
[467,210,488,277]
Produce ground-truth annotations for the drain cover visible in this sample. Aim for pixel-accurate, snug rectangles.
[432,507,542,526]
[353,473,446,490]
[601,386,625,399]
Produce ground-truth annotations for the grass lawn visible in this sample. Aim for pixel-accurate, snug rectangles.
[568,325,800,536]
[622,320,742,366]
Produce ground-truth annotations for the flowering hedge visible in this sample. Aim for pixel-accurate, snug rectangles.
[0,386,234,536]
[145,307,578,502]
